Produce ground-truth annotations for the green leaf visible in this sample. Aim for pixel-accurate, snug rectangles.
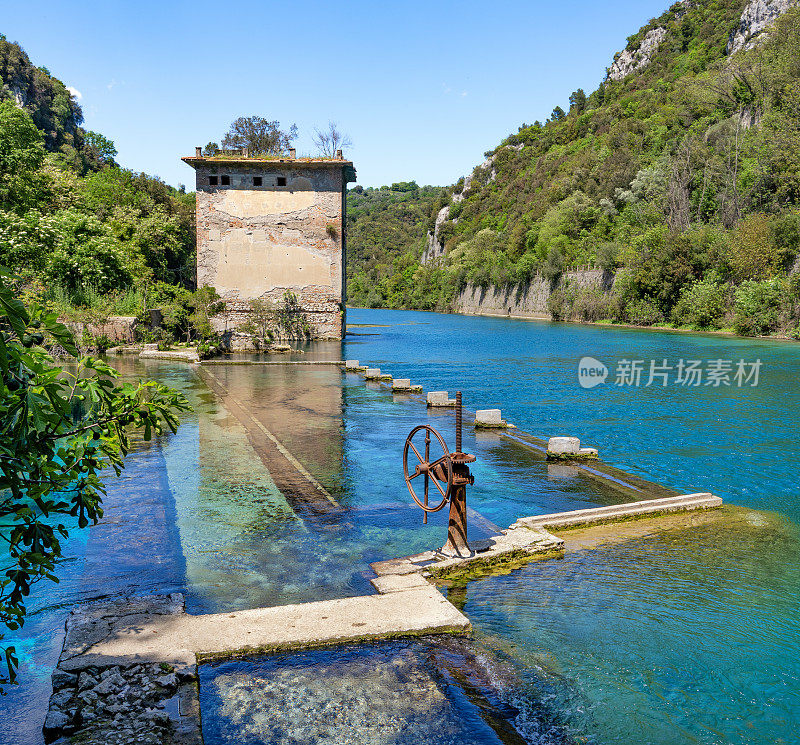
[0,284,28,338]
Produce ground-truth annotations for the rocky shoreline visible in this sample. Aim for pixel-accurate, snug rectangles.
[44,594,201,745]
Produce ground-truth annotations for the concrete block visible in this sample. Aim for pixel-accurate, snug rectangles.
[475,409,507,428]
[514,493,723,530]
[427,391,456,407]
[547,437,581,456]
[345,360,362,371]
[364,368,382,380]
[546,437,598,460]
[391,379,422,392]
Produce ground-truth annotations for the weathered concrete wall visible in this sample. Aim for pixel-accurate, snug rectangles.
[64,316,138,343]
[455,269,609,319]
[190,160,352,339]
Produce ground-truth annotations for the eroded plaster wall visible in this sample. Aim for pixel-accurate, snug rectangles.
[194,164,346,339]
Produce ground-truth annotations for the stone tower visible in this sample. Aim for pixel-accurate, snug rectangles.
[182,149,356,340]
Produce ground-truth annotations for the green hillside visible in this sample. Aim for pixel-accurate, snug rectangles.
[348,0,800,337]
[346,182,449,308]
[0,34,196,333]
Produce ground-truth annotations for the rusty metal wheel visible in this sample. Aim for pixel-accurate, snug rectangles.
[403,425,453,514]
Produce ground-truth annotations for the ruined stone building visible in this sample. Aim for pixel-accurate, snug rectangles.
[182,149,356,340]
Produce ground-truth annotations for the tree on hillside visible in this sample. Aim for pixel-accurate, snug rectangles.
[0,101,48,213]
[0,271,189,687]
[82,131,117,166]
[550,106,566,122]
[312,121,352,157]
[220,116,298,156]
[569,88,587,113]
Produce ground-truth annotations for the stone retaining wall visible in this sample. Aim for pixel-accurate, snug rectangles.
[44,594,200,744]
[64,316,138,343]
[455,269,611,319]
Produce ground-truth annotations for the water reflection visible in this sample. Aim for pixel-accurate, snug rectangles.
[6,309,799,745]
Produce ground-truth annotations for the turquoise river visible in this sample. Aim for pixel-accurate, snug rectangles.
[2,307,799,744]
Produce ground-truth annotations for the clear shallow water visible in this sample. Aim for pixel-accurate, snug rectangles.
[2,309,800,744]
[200,640,543,745]
[457,510,800,744]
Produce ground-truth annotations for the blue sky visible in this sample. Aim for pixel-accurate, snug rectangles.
[4,0,669,190]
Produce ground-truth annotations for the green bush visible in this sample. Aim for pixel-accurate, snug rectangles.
[572,286,618,321]
[671,274,727,328]
[542,246,565,283]
[625,297,665,326]
[733,279,786,336]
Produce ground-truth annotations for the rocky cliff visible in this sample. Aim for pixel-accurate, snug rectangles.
[607,27,670,82]
[455,270,611,319]
[423,146,520,263]
[606,0,797,83]
[727,0,799,52]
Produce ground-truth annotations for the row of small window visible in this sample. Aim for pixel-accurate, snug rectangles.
[207,175,287,187]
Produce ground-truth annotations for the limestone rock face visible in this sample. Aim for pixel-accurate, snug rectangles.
[423,203,451,263]
[727,0,799,54]
[607,27,668,82]
[422,146,520,263]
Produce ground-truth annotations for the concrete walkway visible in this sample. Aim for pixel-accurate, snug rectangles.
[45,586,469,742]
[58,588,470,672]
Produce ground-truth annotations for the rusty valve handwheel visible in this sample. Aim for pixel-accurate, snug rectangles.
[403,425,453,513]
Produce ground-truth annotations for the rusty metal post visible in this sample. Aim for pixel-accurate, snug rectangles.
[456,391,462,453]
[443,483,469,555]
[442,391,471,556]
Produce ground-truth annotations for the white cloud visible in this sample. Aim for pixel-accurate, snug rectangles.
[67,85,82,100]
[461,91,468,97]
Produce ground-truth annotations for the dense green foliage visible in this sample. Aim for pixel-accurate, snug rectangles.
[347,1,800,336]
[0,37,196,331]
[346,183,451,308]
[0,270,189,686]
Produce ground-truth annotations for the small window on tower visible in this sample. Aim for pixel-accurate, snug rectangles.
[253,176,262,186]
[208,175,218,186]
[277,176,287,187]
[221,175,230,186]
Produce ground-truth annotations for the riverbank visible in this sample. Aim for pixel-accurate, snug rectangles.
[356,305,800,343]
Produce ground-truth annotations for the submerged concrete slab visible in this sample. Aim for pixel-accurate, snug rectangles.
[58,590,470,672]
[512,493,722,530]
[372,525,564,581]
[199,368,342,519]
